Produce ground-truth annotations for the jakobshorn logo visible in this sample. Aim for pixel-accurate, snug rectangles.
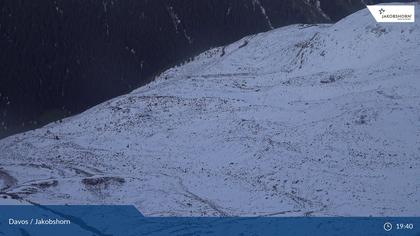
[367,5,415,23]
[379,8,385,15]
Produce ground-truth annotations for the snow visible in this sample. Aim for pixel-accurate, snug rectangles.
[0,4,419,217]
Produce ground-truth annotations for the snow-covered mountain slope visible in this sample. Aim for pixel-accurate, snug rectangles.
[1,4,419,216]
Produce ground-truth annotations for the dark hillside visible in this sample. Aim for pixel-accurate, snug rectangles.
[0,0,412,138]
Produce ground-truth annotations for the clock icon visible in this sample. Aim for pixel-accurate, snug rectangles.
[384,222,393,232]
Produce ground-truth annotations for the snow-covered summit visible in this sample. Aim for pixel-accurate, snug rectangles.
[1,4,419,216]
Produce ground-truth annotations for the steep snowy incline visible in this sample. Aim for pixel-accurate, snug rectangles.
[1,4,419,216]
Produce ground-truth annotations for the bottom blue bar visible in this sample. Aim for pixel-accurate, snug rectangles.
[0,205,418,236]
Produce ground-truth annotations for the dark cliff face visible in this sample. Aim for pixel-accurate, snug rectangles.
[318,0,366,21]
[0,0,411,138]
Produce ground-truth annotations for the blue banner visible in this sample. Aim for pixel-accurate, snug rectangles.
[0,205,418,236]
